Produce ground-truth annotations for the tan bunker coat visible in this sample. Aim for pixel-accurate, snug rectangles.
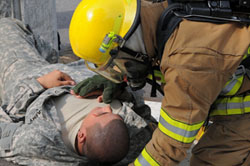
[131,0,250,165]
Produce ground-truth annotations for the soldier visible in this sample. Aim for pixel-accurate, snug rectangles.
[0,18,155,166]
[69,0,250,165]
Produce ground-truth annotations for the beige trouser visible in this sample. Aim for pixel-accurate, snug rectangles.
[191,114,250,166]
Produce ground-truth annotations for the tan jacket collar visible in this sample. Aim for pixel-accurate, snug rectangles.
[140,0,168,59]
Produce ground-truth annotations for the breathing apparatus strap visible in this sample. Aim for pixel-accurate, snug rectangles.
[239,47,250,79]
[120,47,165,97]
[172,1,250,24]
[150,67,157,97]
[240,49,250,69]
[146,66,165,97]
[156,0,250,60]
[120,47,148,62]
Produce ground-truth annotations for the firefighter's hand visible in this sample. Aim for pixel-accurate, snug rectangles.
[37,70,76,89]
[71,75,125,103]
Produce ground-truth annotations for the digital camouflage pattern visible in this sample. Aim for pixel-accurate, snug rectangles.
[0,18,154,166]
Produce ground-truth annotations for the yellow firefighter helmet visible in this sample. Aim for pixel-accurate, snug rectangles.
[69,0,140,66]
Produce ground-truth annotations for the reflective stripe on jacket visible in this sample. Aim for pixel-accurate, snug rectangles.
[211,47,250,116]
[211,95,250,116]
[134,148,160,166]
[158,108,204,143]
[220,49,250,96]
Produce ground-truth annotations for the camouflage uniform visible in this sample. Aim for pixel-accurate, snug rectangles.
[0,18,154,166]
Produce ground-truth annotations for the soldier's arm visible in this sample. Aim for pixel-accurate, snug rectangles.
[37,70,76,89]
[6,70,75,116]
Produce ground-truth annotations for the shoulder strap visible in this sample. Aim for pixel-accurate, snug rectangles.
[156,0,250,61]
[240,47,250,68]
[156,3,184,60]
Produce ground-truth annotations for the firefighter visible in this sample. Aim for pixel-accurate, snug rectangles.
[69,0,250,165]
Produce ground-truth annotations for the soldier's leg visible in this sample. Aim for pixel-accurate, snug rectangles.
[190,114,250,166]
[0,18,50,99]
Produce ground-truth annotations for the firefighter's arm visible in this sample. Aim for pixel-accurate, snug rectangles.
[129,51,226,165]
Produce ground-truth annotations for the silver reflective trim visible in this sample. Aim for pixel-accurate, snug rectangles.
[220,79,237,95]
[214,101,250,110]
[159,117,199,138]
[220,65,245,95]
[138,154,151,166]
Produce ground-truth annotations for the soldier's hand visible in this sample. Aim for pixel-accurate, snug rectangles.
[71,75,125,103]
[37,70,76,89]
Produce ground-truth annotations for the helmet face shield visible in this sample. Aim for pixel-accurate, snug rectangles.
[85,49,149,89]
[85,60,126,84]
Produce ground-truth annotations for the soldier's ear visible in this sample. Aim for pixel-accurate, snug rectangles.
[76,129,87,156]
[77,129,86,144]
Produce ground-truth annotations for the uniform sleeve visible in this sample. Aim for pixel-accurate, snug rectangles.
[6,77,45,117]
[130,20,250,165]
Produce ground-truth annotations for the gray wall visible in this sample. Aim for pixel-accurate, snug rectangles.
[0,0,58,51]
[56,0,81,50]
[0,0,11,17]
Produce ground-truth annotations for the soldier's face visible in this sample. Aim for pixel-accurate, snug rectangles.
[82,105,122,129]
[76,106,123,155]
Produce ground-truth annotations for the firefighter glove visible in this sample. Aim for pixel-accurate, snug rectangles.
[72,75,125,103]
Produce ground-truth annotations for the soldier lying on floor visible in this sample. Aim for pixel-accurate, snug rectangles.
[0,18,156,166]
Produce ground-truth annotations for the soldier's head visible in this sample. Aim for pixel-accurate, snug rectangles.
[69,0,151,91]
[76,105,130,164]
